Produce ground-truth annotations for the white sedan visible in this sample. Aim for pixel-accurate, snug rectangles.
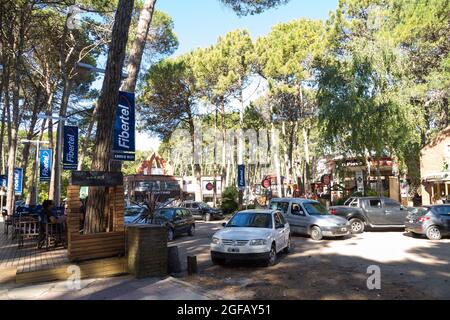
[210,210,291,267]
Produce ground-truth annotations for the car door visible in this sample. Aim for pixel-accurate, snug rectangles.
[174,209,186,235]
[274,212,287,252]
[363,198,387,225]
[290,202,309,234]
[382,198,407,225]
[434,206,450,234]
[191,203,202,218]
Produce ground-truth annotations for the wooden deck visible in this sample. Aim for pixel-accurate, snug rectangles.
[0,221,128,286]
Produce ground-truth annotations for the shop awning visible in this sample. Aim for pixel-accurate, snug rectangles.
[423,172,450,182]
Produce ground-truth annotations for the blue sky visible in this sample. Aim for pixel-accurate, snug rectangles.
[134,0,339,151]
[157,0,338,57]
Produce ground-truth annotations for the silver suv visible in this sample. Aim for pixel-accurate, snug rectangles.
[269,198,350,240]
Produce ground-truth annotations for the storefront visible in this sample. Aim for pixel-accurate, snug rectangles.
[420,126,450,205]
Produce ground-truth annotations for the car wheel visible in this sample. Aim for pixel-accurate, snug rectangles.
[188,224,195,236]
[310,226,323,241]
[265,244,277,267]
[204,213,211,222]
[212,257,225,265]
[350,218,365,234]
[168,228,175,242]
[426,226,442,240]
[283,237,291,254]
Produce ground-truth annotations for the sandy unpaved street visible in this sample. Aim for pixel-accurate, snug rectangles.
[173,222,450,300]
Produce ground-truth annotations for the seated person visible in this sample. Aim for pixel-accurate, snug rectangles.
[42,200,66,224]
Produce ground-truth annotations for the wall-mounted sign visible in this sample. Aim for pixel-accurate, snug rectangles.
[39,149,52,182]
[355,170,364,193]
[70,171,123,187]
[63,126,79,170]
[113,91,136,162]
[205,182,214,191]
[321,174,331,185]
[262,179,271,189]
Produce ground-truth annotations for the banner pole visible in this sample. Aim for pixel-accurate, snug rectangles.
[35,142,40,205]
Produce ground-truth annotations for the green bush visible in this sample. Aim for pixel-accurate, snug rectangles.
[221,186,239,215]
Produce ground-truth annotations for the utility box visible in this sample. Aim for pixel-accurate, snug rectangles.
[127,224,168,278]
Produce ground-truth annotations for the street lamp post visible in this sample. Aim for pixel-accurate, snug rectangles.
[21,139,49,205]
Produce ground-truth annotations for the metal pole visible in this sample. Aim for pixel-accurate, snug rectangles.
[55,122,64,207]
[35,142,40,205]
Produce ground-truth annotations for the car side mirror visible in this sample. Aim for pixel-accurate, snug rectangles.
[222,222,227,227]
[276,224,285,229]
[400,205,405,210]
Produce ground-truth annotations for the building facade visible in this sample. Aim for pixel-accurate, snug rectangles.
[420,126,450,205]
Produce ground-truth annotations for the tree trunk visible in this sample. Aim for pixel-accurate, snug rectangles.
[85,0,135,234]
[77,103,98,171]
[121,0,157,93]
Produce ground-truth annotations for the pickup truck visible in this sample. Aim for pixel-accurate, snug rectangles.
[329,197,410,233]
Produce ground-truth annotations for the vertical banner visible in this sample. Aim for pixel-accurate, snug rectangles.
[40,149,52,182]
[63,125,79,170]
[0,175,6,188]
[113,91,136,161]
[237,165,246,189]
[14,168,23,195]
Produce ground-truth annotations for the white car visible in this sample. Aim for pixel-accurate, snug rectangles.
[210,210,291,267]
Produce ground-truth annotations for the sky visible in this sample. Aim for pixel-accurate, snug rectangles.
[135,0,339,151]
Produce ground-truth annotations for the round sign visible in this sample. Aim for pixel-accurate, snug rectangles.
[262,179,271,189]
[206,182,214,191]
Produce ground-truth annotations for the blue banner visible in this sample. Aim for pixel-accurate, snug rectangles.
[63,126,79,170]
[14,168,23,195]
[113,91,136,161]
[237,165,245,188]
[0,175,6,188]
[40,149,52,182]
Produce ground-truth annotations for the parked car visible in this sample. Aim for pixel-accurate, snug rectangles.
[269,198,350,240]
[152,207,196,241]
[210,210,290,267]
[124,205,148,225]
[329,197,410,233]
[405,205,450,240]
[180,201,223,221]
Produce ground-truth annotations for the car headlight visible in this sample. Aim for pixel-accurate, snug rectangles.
[211,237,221,245]
[249,239,267,246]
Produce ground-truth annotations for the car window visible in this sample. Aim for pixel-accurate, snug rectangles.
[175,209,184,219]
[303,202,330,216]
[183,203,190,208]
[291,203,304,215]
[344,198,354,206]
[350,199,358,207]
[368,199,382,208]
[192,203,199,209]
[276,212,286,225]
[154,209,175,220]
[183,209,192,218]
[384,198,400,208]
[274,213,283,227]
[227,212,273,229]
[269,201,289,214]
[433,206,450,216]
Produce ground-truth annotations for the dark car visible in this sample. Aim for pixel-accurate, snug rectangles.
[180,201,223,221]
[152,207,196,241]
[329,197,411,233]
[405,205,450,240]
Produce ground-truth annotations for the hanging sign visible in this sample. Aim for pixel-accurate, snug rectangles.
[113,91,136,161]
[63,125,79,170]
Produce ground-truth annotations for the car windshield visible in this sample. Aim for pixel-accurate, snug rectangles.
[304,203,330,216]
[154,209,174,220]
[200,203,211,209]
[227,212,273,229]
[432,206,450,216]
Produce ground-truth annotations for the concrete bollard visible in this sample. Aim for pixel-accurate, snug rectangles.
[168,246,182,274]
[187,255,198,275]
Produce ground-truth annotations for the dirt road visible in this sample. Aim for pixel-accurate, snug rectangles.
[173,222,450,300]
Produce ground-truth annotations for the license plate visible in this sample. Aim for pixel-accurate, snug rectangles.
[227,247,240,253]
[341,228,347,232]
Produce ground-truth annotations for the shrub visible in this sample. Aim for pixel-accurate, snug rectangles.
[221,186,239,215]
